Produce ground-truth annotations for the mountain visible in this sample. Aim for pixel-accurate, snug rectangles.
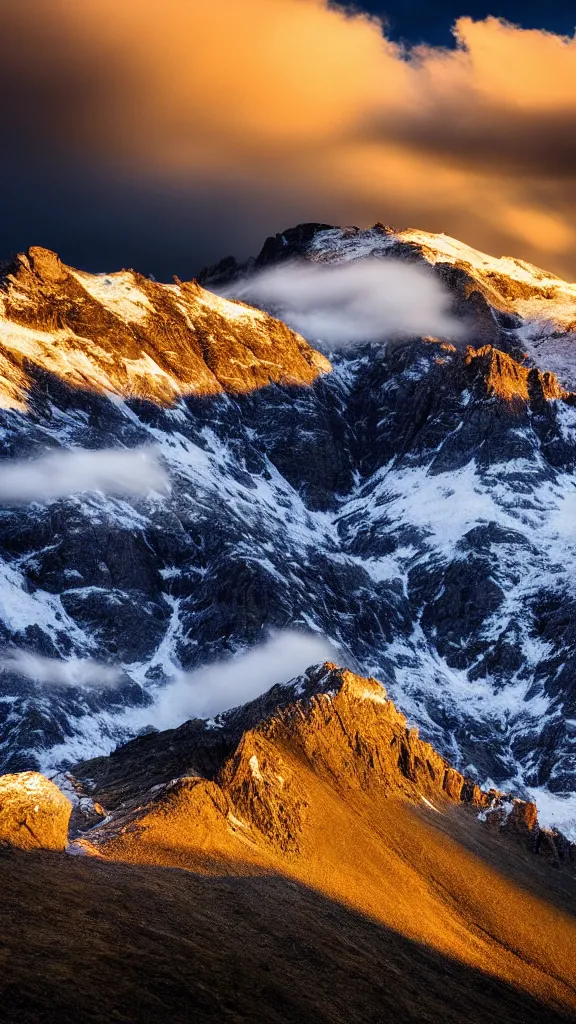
[2,664,575,1023]
[200,221,576,387]
[66,662,572,865]
[0,244,329,407]
[1,225,576,841]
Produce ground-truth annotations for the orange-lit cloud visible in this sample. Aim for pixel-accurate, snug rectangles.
[1,1,576,276]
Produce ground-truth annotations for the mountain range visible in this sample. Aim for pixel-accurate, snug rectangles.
[1,223,576,838]
[2,220,576,1021]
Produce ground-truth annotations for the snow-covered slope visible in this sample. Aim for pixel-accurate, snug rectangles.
[2,226,576,839]
[309,224,576,389]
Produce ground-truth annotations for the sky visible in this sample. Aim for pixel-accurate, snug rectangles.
[355,2,574,46]
[1,0,575,281]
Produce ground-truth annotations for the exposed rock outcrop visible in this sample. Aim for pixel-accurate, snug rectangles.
[0,771,71,850]
[464,344,567,403]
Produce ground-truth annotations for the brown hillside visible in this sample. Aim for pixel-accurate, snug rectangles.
[0,846,574,1024]
[49,665,576,1021]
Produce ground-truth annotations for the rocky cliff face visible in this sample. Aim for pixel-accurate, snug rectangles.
[68,663,572,867]
[1,226,576,842]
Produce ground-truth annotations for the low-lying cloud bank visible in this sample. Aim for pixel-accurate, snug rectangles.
[227,259,465,346]
[0,446,168,503]
[0,651,122,688]
[144,630,339,730]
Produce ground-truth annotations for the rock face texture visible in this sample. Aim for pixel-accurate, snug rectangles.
[70,663,572,865]
[0,245,329,408]
[2,224,576,842]
[0,770,71,850]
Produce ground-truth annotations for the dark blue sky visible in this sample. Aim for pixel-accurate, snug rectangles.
[343,2,574,45]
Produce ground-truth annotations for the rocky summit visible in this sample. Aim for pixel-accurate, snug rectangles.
[2,223,576,848]
[66,662,573,866]
[0,244,329,408]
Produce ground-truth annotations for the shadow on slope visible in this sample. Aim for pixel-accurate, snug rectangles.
[0,848,574,1024]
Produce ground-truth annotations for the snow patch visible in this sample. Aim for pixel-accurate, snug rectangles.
[71,270,153,324]
[527,788,576,842]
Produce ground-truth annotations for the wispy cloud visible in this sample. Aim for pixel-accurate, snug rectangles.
[144,630,338,730]
[0,650,122,688]
[0,632,342,735]
[227,258,465,346]
[0,446,169,503]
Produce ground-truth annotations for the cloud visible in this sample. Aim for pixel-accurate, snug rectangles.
[226,258,465,346]
[0,651,122,688]
[1,3,576,277]
[144,630,338,730]
[0,447,169,503]
[1,631,340,721]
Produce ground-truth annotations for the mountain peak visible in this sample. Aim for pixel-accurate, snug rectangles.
[22,246,68,284]
[68,662,569,865]
[0,247,330,408]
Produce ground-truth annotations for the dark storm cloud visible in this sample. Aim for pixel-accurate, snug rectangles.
[366,105,576,181]
[0,2,129,159]
[0,1,575,279]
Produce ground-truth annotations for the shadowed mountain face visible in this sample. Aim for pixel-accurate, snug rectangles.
[2,224,576,841]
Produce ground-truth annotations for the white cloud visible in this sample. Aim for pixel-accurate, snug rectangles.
[0,650,122,688]
[144,630,338,730]
[0,446,169,503]
[0,632,340,726]
[226,259,465,347]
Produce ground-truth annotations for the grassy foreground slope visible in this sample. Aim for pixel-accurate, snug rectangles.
[0,837,575,1024]
[2,667,576,1023]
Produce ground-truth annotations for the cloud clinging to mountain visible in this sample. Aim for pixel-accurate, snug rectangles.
[227,258,466,346]
[143,631,338,729]
[0,447,168,503]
